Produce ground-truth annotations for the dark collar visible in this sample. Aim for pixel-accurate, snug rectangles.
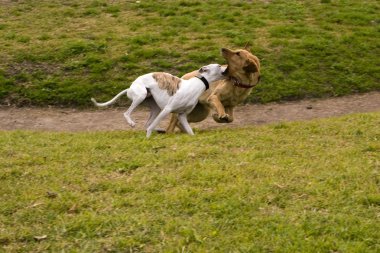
[229,76,259,89]
[196,75,209,90]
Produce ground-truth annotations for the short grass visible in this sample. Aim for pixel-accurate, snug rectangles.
[0,0,379,106]
[1,113,379,252]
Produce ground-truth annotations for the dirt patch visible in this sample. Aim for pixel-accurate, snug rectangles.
[1,92,379,132]
[6,61,61,77]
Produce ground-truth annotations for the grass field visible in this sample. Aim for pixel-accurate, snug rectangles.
[1,113,379,252]
[0,0,379,106]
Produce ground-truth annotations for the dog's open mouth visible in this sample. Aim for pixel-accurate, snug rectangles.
[222,66,229,76]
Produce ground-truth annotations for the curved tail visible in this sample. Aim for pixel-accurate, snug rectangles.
[91,88,129,107]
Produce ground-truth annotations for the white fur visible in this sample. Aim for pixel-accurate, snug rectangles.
[91,64,226,137]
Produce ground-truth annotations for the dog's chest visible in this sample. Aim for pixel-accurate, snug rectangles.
[174,83,204,106]
[221,86,252,106]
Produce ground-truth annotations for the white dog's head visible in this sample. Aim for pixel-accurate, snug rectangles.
[198,64,227,83]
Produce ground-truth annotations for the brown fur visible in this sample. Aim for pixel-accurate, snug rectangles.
[152,72,181,96]
[166,48,260,132]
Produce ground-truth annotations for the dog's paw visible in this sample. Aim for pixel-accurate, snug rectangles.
[128,121,136,128]
[221,114,233,123]
[124,114,136,128]
[212,113,233,123]
[146,129,153,138]
[155,128,166,134]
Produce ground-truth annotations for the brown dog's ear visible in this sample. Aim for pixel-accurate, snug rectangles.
[243,60,258,73]
[244,42,251,52]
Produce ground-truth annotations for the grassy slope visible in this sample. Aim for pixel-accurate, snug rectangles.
[0,0,379,106]
[1,113,379,252]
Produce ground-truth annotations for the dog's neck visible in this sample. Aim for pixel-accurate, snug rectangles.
[195,75,209,90]
[228,73,259,89]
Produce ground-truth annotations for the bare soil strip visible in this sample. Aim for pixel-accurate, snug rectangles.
[1,92,379,132]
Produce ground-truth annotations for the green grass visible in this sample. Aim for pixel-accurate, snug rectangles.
[1,113,379,252]
[0,0,379,106]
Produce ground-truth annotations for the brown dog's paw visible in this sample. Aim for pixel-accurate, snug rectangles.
[155,128,166,134]
[212,113,233,123]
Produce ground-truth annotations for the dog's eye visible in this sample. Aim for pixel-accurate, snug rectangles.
[236,52,240,56]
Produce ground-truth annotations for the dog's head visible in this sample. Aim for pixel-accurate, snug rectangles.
[198,64,227,83]
[221,48,260,84]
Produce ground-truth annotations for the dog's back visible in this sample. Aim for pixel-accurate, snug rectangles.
[132,72,182,109]
[152,72,181,96]
[142,72,205,114]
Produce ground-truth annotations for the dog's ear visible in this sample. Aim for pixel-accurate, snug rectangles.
[244,42,251,52]
[243,60,258,73]
[199,66,209,73]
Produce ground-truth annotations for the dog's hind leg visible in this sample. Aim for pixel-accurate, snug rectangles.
[123,88,147,128]
[124,99,145,127]
[166,114,179,133]
[165,113,185,133]
[144,97,161,129]
[178,113,194,135]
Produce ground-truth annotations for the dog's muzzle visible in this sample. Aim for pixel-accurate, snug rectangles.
[222,66,229,76]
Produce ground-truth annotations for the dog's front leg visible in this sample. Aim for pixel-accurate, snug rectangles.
[146,108,171,138]
[223,106,234,123]
[178,113,194,135]
[207,95,232,123]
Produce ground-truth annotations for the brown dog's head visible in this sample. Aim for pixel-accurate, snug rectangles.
[221,48,260,85]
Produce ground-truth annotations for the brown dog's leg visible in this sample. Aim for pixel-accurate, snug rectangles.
[208,95,232,123]
[224,106,234,123]
[166,104,210,133]
[166,113,179,133]
[208,95,226,116]
[166,113,187,133]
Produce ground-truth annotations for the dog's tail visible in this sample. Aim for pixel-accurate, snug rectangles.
[91,88,129,108]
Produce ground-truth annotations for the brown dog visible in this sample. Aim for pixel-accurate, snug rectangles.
[165,47,261,132]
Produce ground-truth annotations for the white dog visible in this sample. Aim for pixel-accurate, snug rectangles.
[91,64,226,137]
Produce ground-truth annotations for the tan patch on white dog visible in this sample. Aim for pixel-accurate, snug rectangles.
[153,72,181,96]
